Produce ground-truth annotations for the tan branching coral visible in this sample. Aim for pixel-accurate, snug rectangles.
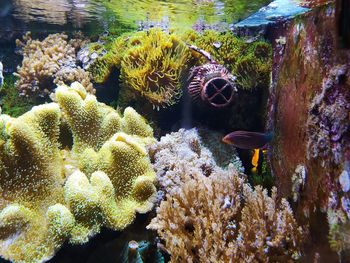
[148,172,304,262]
[14,32,94,98]
[54,66,93,93]
[148,128,304,262]
[0,82,156,262]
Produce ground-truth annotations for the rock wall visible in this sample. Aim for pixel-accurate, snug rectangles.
[268,1,350,260]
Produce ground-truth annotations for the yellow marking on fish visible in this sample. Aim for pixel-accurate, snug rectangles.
[251,149,260,168]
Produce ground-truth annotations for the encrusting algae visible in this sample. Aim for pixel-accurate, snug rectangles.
[0,82,156,263]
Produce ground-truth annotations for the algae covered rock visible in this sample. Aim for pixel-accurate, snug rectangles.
[0,82,156,263]
[183,30,272,90]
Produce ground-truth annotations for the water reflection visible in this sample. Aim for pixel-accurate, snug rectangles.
[12,0,105,26]
[7,0,271,32]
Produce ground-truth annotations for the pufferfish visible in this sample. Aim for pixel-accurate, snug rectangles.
[222,131,273,172]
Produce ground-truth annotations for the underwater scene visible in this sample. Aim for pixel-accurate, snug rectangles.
[0,0,349,262]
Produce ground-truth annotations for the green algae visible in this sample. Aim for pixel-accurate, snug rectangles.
[183,30,272,90]
[0,75,36,117]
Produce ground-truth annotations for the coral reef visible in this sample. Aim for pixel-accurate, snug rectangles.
[14,32,94,98]
[120,29,191,109]
[0,82,156,262]
[148,128,303,262]
[148,171,304,262]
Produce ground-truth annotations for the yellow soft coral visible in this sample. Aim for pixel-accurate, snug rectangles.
[0,103,74,263]
[0,82,156,263]
[120,29,191,108]
[55,82,153,154]
[65,132,156,243]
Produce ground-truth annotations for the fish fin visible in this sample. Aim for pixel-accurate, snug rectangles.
[251,149,260,168]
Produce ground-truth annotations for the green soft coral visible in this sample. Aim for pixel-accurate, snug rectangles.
[88,30,191,108]
[87,34,130,84]
[183,30,272,90]
[0,82,156,263]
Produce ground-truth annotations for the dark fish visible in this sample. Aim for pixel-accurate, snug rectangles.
[222,131,273,149]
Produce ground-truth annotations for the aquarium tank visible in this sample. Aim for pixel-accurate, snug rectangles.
[0,0,349,262]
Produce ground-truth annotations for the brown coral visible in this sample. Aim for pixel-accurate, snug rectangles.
[14,32,94,98]
[54,66,94,94]
[148,172,304,262]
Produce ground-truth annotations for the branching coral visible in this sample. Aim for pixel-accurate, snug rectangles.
[148,128,304,262]
[148,172,304,262]
[53,66,93,93]
[183,30,272,90]
[0,82,156,262]
[14,32,94,98]
[120,29,191,108]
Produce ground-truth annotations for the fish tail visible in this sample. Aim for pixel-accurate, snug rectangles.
[265,131,273,142]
